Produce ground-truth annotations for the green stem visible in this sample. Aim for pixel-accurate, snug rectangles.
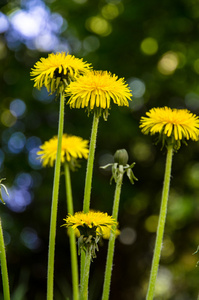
[80,112,99,285]
[64,163,74,215]
[83,112,99,213]
[80,249,92,300]
[0,218,10,300]
[64,163,79,300]
[102,171,124,300]
[146,145,173,300]
[47,91,65,300]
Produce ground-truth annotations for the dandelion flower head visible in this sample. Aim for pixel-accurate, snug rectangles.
[66,70,132,119]
[30,52,91,94]
[140,106,199,149]
[37,134,89,167]
[64,211,117,234]
[63,210,117,257]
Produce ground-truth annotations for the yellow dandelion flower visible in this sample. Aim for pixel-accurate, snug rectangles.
[63,210,117,257]
[30,52,91,93]
[64,210,117,232]
[66,70,132,118]
[37,134,89,167]
[140,107,199,149]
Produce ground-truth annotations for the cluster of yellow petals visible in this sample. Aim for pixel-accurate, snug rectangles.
[30,52,91,93]
[37,134,89,167]
[64,211,117,235]
[66,70,132,110]
[140,107,199,141]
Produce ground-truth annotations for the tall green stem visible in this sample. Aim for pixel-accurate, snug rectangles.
[83,112,99,213]
[80,112,99,285]
[146,145,173,300]
[47,91,65,300]
[64,163,79,300]
[80,249,92,300]
[0,218,10,300]
[102,171,124,300]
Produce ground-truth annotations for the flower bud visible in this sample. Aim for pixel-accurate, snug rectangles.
[114,149,129,166]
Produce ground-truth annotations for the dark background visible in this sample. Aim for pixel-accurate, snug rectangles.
[1,0,199,299]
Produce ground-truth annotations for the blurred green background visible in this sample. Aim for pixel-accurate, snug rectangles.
[1,0,199,299]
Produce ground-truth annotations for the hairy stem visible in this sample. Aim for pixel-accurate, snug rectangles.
[0,218,10,300]
[102,171,124,300]
[64,163,79,300]
[146,145,173,300]
[80,249,91,300]
[81,113,99,285]
[47,91,65,300]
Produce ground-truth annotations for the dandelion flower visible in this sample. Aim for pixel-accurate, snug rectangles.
[37,134,89,167]
[30,52,91,93]
[66,70,132,118]
[140,107,199,149]
[63,211,117,257]
[64,211,117,232]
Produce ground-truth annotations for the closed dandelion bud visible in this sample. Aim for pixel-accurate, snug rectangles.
[114,149,129,166]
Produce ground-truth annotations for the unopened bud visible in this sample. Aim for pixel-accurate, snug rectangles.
[114,149,129,166]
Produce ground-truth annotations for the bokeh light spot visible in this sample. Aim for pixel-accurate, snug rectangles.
[131,142,154,163]
[8,132,26,154]
[28,147,42,169]
[86,16,112,36]
[186,163,199,188]
[0,13,9,33]
[161,237,175,258]
[141,37,158,55]
[26,136,42,151]
[83,35,100,53]
[155,267,173,297]
[185,92,199,110]
[11,9,43,39]
[98,152,114,173]
[1,109,17,127]
[0,39,7,59]
[20,227,41,250]
[32,86,54,103]
[128,77,146,98]
[157,51,179,75]
[15,173,33,189]
[10,99,26,118]
[34,33,59,52]
[101,4,119,20]
[119,227,137,245]
[145,215,159,232]
[2,187,32,212]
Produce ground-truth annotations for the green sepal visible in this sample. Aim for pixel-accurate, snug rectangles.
[126,163,138,184]
[0,178,9,205]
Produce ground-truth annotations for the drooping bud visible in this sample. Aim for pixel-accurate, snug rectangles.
[114,149,129,166]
